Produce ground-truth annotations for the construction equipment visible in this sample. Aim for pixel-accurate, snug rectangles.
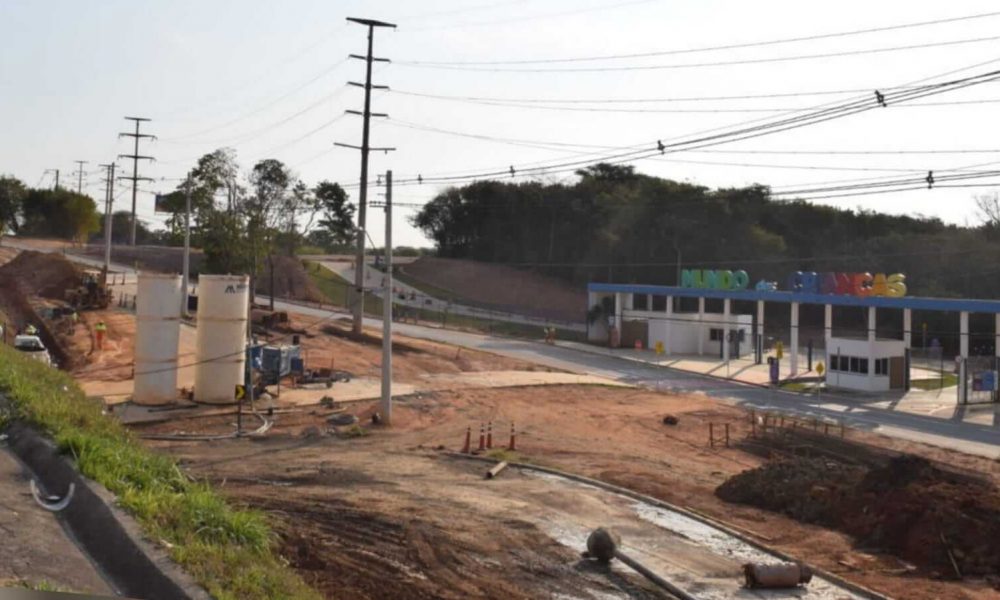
[65,269,112,310]
[258,344,302,385]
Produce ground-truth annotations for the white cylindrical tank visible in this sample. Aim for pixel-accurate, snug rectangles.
[194,275,249,404]
[133,273,182,406]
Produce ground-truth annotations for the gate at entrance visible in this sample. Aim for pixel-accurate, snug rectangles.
[958,356,999,404]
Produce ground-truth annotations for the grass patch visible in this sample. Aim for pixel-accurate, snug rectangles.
[0,344,319,600]
[911,372,959,390]
[779,381,813,393]
[303,260,383,316]
[485,448,521,463]
[306,261,584,342]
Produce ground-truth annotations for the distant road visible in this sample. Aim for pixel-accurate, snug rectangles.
[17,239,1000,460]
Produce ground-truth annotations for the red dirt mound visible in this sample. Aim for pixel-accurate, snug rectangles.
[717,455,1000,579]
[0,251,82,299]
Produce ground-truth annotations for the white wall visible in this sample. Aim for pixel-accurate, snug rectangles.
[627,310,753,357]
[824,336,905,392]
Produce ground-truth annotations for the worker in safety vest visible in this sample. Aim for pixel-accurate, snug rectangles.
[94,321,107,351]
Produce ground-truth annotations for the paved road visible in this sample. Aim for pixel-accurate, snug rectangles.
[271,298,1000,459]
[0,446,113,593]
[17,242,1000,460]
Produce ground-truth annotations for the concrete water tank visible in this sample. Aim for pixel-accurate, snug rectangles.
[194,275,249,404]
[133,273,182,406]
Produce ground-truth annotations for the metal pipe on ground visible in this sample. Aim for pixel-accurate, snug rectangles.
[585,528,697,600]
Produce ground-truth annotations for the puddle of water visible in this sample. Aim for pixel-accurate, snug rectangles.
[526,470,867,600]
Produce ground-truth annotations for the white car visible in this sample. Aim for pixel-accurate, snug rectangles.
[14,335,52,367]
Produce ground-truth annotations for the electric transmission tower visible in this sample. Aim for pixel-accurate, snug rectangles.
[336,16,396,335]
[73,160,88,194]
[118,116,156,246]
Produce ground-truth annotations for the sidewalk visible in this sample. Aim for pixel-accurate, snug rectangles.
[553,340,1000,430]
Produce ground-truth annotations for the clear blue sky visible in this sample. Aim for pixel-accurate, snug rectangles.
[3,0,1000,247]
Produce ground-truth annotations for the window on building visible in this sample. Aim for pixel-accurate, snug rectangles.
[874,358,889,376]
[850,357,859,373]
[858,358,869,374]
[651,295,667,311]
[709,328,723,341]
[839,355,849,372]
[632,294,648,310]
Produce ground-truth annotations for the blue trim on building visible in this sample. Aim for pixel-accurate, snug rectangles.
[587,282,1000,314]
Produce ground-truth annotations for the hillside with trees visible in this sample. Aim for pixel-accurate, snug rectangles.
[413,163,999,301]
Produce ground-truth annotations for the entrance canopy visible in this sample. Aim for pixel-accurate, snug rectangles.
[587,282,1000,314]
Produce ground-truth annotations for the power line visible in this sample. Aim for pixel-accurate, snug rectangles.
[402,0,655,32]
[346,68,1000,190]
[161,58,350,141]
[404,10,1000,65]
[383,119,1000,176]
[391,89,1000,113]
[397,34,1000,73]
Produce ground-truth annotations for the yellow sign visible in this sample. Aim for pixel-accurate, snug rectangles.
[654,341,665,355]
[816,362,825,376]
[235,384,246,400]
[775,341,784,360]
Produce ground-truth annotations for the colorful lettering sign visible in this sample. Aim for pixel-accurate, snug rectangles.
[681,269,750,291]
[786,271,907,298]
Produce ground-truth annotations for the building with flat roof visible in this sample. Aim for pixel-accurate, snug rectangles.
[588,269,1000,399]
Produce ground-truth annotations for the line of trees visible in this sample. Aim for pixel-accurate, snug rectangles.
[0,176,101,242]
[412,163,1000,301]
[155,149,356,299]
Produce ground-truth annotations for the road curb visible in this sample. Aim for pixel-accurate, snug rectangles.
[445,452,891,600]
[3,419,211,600]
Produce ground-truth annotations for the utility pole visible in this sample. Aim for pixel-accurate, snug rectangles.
[336,16,396,335]
[182,172,193,318]
[380,170,393,425]
[98,163,116,276]
[118,116,156,246]
[73,160,88,194]
[45,169,60,190]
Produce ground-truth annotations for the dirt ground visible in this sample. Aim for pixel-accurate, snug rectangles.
[133,382,1000,600]
[264,314,550,384]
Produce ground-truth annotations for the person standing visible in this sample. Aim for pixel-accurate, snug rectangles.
[94,320,107,351]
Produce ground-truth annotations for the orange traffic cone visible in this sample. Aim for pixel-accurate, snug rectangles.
[486,421,493,449]
[461,426,471,454]
[508,422,516,451]
[478,423,485,451]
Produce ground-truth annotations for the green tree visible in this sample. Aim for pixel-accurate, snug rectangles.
[314,181,354,248]
[21,188,100,242]
[0,175,26,239]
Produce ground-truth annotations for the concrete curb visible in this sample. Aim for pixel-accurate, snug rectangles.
[445,452,891,600]
[3,420,211,600]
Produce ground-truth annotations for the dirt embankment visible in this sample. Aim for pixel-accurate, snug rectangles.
[399,257,585,322]
[0,251,84,368]
[718,453,1000,581]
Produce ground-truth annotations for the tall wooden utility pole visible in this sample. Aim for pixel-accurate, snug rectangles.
[98,163,116,274]
[380,170,393,425]
[336,17,396,335]
[73,160,88,194]
[118,116,156,246]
